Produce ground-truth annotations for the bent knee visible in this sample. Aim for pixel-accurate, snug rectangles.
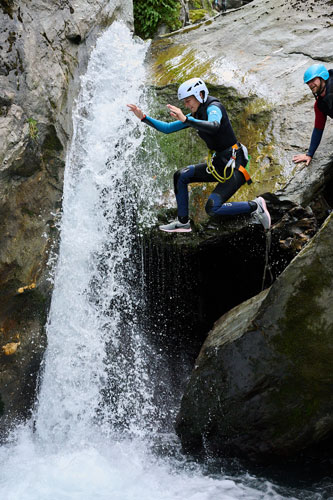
[174,166,191,183]
[205,193,222,215]
[181,166,194,179]
[173,169,181,188]
[174,166,194,193]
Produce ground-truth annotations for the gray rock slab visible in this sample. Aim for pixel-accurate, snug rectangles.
[176,213,333,461]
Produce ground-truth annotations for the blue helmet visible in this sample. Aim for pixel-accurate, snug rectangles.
[303,64,329,84]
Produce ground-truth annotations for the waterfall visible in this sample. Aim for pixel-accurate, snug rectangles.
[0,22,309,500]
[35,22,159,447]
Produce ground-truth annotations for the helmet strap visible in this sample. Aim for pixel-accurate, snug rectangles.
[319,79,327,96]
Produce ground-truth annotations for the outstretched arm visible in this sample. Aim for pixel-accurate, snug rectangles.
[292,153,313,166]
[180,104,223,134]
[127,104,144,120]
[293,100,327,165]
[127,103,188,134]
[293,128,325,165]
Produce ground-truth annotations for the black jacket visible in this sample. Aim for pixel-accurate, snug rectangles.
[187,95,237,151]
[317,69,333,118]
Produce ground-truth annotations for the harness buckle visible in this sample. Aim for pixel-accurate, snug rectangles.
[207,143,252,185]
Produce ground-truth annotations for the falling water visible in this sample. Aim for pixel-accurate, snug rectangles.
[0,22,325,500]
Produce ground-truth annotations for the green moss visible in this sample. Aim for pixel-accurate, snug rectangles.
[231,97,285,202]
[0,394,3,416]
[190,0,214,14]
[189,8,207,23]
[265,245,333,438]
[27,118,38,141]
[275,264,332,369]
[151,42,215,86]
[268,380,322,441]
[21,207,35,217]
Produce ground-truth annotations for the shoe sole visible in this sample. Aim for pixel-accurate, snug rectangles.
[159,227,192,233]
[258,197,271,230]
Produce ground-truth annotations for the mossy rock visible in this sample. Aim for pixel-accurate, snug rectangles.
[189,8,208,23]
[176,214,333,462]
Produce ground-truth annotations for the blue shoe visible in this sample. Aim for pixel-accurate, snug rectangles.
[159,219,192,233]
[251,197,271,230]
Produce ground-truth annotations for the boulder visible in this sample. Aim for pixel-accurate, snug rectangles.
[176,213,333,461]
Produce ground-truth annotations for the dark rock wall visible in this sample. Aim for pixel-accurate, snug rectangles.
[175,213,333,463]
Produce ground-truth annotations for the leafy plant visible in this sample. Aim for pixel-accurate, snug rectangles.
[133,0,181,39]
[27,118,38,141]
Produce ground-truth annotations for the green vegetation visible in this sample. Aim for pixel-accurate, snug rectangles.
[133,0,182,39]
[189,8,207,23]
[27,118,38,141]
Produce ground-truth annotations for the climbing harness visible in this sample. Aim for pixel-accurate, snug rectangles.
[206,148,235,183]
[206,143,253,184]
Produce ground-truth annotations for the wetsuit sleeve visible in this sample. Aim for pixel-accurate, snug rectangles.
[141,115,188,134]
[185,105,222,134]
[307,128,324,158]
[307,101,327,157]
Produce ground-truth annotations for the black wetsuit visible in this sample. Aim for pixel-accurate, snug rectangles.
[142,96,253,221]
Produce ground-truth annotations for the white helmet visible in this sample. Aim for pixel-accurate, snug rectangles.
[177,78,209,103]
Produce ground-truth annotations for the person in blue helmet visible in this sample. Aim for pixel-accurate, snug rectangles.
[213,0,227,12]
[127,77,271,233]
[293,63,333,166]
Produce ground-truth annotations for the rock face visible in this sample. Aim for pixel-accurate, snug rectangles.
[176,213,333,462]
[0,0,133,434]
[150,0,333,202]
[145,0,333,462]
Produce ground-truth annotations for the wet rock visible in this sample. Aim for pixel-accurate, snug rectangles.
[150,0,333,205]
[146,0,333,464]
[175,213,333,462]
[2,341,20,356]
